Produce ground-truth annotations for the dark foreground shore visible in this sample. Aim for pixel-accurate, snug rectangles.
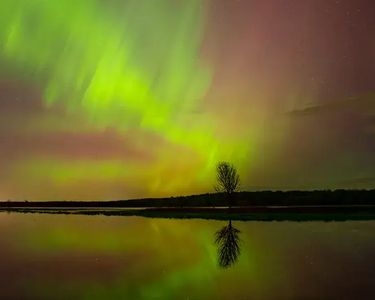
[2,205,375,221]
[1,190,375,209]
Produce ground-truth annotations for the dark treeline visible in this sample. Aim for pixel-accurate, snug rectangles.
[1,189,375,208]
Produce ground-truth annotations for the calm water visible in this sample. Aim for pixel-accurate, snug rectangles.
[1,213,375,299]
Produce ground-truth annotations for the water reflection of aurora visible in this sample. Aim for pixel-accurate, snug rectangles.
[2,213,375,299]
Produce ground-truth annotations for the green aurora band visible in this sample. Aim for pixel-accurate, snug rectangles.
[0,0,250,195]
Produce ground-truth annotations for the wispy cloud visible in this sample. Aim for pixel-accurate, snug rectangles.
[288,92,375,117]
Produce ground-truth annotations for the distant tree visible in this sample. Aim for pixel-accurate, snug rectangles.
[215,162,240,206]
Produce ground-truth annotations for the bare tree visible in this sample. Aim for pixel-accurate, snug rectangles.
[215,161,240,194]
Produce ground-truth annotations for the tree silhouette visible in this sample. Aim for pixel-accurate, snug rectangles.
[215,220,241,268]
[215,162,240,207]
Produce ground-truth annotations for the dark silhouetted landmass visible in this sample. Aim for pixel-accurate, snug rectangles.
[1,190,375,221]
[1,189,375,208]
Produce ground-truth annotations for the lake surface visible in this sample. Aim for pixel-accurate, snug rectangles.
[1,212,375,299]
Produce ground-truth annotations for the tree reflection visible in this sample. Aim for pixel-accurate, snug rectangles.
[215,220,241,268]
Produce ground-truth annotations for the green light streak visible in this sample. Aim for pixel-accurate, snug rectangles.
[1,0,209,118]
[0,0,251,189]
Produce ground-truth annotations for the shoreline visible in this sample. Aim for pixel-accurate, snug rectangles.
[2,205,375,221]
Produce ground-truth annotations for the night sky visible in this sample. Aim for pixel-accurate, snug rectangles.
[0,0,374,200]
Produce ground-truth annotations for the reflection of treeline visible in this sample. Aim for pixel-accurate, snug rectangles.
[4,207,375,221]
[1,190,375,208]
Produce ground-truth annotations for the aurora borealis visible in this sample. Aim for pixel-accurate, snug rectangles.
[0,0,374,200]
